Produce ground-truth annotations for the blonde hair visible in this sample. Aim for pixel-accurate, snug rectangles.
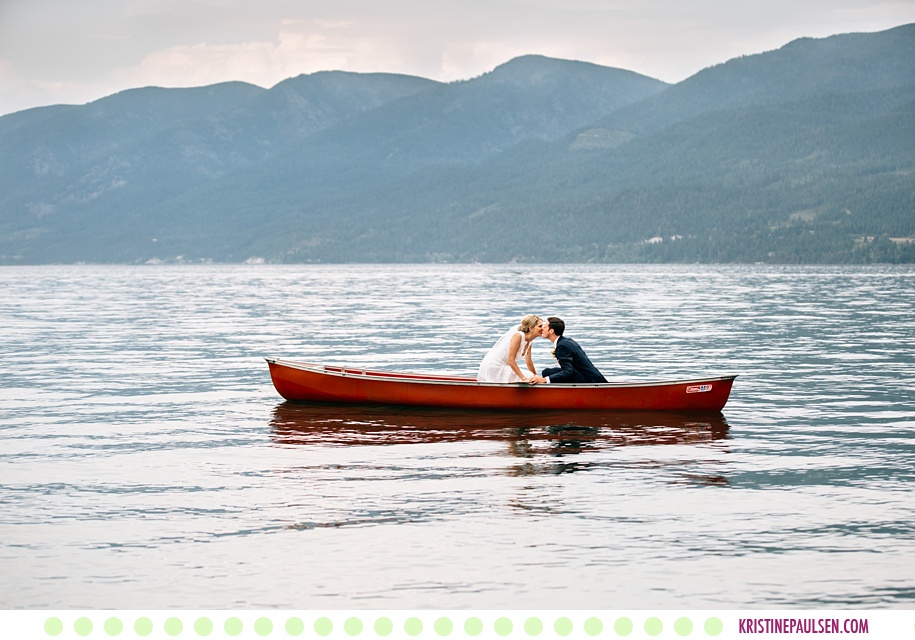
[518,314,542,334]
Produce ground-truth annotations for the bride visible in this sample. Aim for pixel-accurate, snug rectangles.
[476,315,544,383]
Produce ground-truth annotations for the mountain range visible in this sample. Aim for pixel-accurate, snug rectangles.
[1,23,913,264]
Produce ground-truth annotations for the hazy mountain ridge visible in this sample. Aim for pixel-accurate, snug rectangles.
[583,23,915,139]
[1,23,913,264]
[279,25,915,263]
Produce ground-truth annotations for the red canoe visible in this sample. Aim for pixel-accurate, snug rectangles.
[266,358,736,413]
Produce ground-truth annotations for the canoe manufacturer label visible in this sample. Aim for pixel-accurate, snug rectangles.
[686,384,713,394]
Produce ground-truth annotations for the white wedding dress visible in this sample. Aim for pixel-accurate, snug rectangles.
[476,328,529,382]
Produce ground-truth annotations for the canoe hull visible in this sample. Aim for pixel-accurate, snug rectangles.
[266,359,736,413]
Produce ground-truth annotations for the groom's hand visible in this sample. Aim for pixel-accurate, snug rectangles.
[529,376,547,385]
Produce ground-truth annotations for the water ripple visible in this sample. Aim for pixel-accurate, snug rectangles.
[1,264,913,609]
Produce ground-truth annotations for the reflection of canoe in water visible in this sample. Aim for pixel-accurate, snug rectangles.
[269,401,730,448]
[266,359,736,412]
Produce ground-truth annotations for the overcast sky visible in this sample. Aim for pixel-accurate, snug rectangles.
[1,0,913,116]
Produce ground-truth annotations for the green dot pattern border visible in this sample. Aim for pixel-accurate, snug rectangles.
[40,614,727,637]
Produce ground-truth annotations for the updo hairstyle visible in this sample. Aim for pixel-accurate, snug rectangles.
[518,314,542,334]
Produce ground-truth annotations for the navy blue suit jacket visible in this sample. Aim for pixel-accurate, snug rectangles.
[541,336,607,383]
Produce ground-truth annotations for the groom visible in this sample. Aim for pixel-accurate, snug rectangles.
[530,317,607,384]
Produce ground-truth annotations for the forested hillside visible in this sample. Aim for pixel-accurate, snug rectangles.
[1,24,912,264]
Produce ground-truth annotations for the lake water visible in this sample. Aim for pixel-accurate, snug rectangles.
[1,264,913,610]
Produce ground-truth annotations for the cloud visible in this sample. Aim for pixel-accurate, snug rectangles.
[0,58,110,115]
[2,0,913,116]
[0,59,36,114]
[111,19,452,89]
[108,13,621,92]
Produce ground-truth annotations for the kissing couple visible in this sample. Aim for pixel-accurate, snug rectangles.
[476,315,607,385]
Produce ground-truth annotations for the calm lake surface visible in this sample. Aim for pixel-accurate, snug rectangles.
[1,264,913,610]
